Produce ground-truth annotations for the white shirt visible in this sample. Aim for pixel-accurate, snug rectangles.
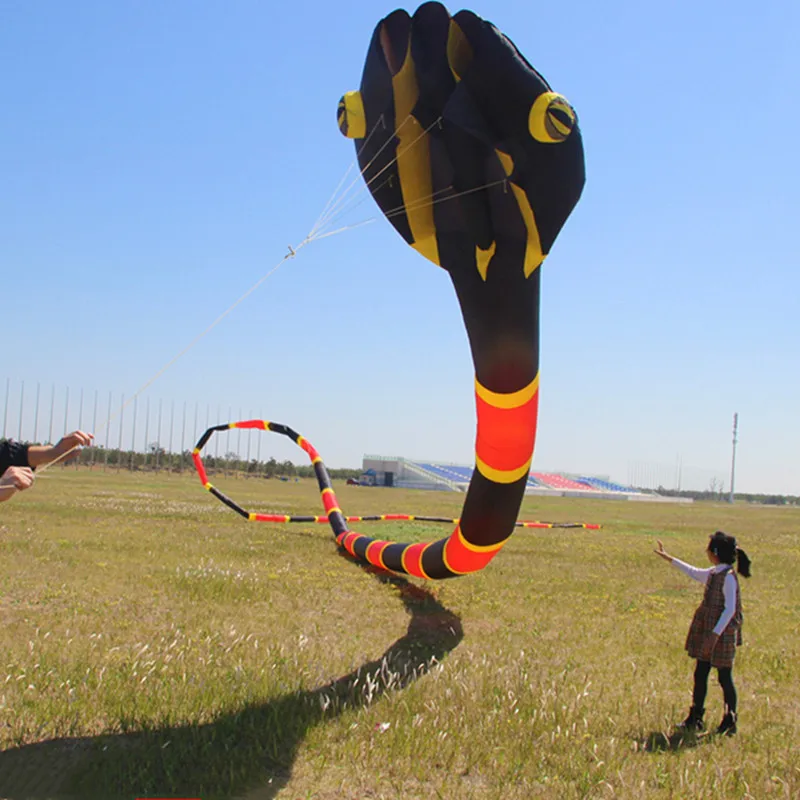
[672,559,738,635]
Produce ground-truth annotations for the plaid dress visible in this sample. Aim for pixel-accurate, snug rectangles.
[685,565,743,668]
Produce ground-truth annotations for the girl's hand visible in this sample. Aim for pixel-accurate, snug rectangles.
[700,633,720,662]
[654,540,673,562]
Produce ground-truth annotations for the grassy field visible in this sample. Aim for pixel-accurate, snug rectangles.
[0,468,798,799]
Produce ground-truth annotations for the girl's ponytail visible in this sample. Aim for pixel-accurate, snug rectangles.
[735,546,752,578]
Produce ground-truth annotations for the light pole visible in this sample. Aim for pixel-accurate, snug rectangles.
[729,412,738,504]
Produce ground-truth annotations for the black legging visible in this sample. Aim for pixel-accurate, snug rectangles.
[692,660,737,714]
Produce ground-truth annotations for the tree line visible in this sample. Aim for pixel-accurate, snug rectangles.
[653,486,799,506]
[48,444,362,481]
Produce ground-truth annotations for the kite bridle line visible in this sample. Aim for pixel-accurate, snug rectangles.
[308,112,391,239]
[309,114,440,238]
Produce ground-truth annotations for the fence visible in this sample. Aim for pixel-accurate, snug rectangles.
[4,378,729,490]
[1,377,302,474]
[626,459,728,494]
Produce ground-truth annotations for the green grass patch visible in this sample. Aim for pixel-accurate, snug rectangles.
[0,470,798,798]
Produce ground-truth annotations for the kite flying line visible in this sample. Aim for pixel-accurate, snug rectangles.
[35,86,487,481]
[36,117,504,481]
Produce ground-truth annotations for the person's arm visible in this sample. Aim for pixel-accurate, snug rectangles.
[712,571,737,635]
[0,466,35,502]
[26,430,94,468]
[653,540,711,583]
[671,557,713,584]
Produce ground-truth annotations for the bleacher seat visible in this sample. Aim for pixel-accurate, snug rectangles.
[577,476,639,493]
[532,473,598,491]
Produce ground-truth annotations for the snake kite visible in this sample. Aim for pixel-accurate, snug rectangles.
[332,3,585,578]
[195,3,585,579]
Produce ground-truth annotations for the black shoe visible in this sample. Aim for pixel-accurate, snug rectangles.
[676,706,705,732]
[716,712,737,736]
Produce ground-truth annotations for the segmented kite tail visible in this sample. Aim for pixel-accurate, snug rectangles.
[193,419,584,579]
[224,510,598,530]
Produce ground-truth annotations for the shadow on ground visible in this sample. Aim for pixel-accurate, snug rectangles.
[640,728,711,752]
[0,567,463,800]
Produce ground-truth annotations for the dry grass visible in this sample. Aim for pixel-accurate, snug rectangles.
[0,469,798,799]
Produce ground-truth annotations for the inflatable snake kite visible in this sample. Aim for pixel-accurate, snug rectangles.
[196,3,585,579]
[335,4,585,577]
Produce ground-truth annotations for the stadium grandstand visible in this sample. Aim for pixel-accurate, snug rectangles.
[359,456,659,500]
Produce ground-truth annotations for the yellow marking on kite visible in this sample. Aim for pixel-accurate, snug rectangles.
[248,513,256,522]
[338,91,367,139]
[496,150,514,177]
[193,447,200,455]
[443,528,506,574]
[417,544,432,579]
[476,241,497,281]
[203,482,212,491]
[508,183,545,277]
[446,20,472,81]
[401,542,432,579]
[373,542,389,570]
[346,533,366,556]
[322,488,334,496]
[441,552,463,575]
[312,456,321,464]
[328,506,343,515]
[551,116,572,137]
[442,526,468,575]
[392,44,440,266]
[456,526,506,554]
[228,422,236,429]
[529,92,575,143]
[492,148,544,276]
[475,455,532,484]
[475,374,539,408]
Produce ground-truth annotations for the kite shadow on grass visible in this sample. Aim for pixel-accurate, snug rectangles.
[0,565,463,800]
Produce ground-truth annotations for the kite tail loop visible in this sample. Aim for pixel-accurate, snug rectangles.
[192,419,514,579]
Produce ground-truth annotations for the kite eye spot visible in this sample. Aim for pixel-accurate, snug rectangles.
[528,92,576,144]
[337,91,367,139]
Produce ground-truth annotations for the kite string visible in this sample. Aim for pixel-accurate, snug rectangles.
[34,444,81,476]
[35,243,307,475]
[37,112,494,475]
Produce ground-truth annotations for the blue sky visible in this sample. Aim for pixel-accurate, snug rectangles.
[2,0,798,494]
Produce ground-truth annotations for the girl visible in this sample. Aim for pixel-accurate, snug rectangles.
[654,531,751,735]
